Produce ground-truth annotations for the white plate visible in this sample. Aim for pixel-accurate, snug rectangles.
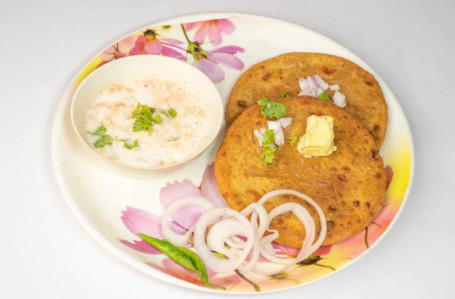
[52,13,414,293]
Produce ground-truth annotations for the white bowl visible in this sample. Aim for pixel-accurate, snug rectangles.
[70,55,224,177]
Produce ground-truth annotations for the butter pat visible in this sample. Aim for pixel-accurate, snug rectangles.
[297,115,337,158]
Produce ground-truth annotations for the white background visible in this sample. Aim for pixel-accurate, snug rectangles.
[1,0,454,298]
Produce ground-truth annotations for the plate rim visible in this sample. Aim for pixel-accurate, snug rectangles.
[51,12,415,294]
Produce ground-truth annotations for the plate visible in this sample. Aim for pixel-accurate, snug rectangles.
[52,13,414,293]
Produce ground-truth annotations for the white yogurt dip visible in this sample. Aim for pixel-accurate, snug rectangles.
[84,74,213,168]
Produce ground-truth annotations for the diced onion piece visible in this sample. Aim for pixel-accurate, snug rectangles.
[298,88,317,97]
[314,75,329,90]
[307,76,318,89]
[253,129,266,146]
[278,117,292,129]
[193,208,255,273]
[161,196,215,246]
[329,84,340,91]
[267,121,284,146]
[333,90,347,108]
[298,77,309,90]
[316,87,324,96]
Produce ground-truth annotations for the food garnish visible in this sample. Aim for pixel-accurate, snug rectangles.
[279,91,291,98]
[162,108,178,119]
[87,125,112,148]
[121,139,139,150]
[159,189,326,275]
[261,129,275,146]
[298,75,347,107]
[132,103,155,133]
[317,91,330,102]
[257,98,286,120]
[297,115,337,157]
[288,135,299,146]
[261,145,278,164]
[138,234,224,290]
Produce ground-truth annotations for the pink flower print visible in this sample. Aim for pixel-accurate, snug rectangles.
[188,43,244,83]
[120,164,228,254]
[99,35,136,66]
[184,19,235,45]
[129,29,186,61]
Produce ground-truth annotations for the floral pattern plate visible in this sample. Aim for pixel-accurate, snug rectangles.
[52,13,414,293]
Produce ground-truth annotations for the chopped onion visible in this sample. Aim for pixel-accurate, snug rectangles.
[307,76,318,89]
[333,90,347,108]
[267,121,284,146]
[298,88,317,97]
[329,84,340,91]
[314,75,329,90]
[298,77,309,90]
[316,87,324,96]
[161,196,215,246]
[253,128,266,145]
[278,117,292,129]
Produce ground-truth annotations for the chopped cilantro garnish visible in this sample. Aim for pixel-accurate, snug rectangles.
[93,134,112,148]
[279,91,291,98]
[162,108,178,119]
[261,145,278,165]
[153,114,162,124]
[88,125,107,137]
[318,91,330,102]
[88,125,112,148]
[257,98,286,120]
[289,135,299,146]
[261,129,275,147]
[122,139,139,150]
[169,108,177,118]
[131,103,157,133]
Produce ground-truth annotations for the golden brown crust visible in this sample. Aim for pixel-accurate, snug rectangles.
[226,52,388,150]
[215,97,386,247]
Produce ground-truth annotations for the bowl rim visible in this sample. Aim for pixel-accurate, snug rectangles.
[69,54,225,172]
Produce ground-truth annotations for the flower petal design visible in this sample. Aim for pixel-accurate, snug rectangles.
[160,37,183,45]
[385,165,394,190]
[120,239,161,254]
[200,164,228,207]
[121,206,163,237]
[129,35,147,55]
[160,180,206,229]
[121,206,185,237]
[218,19,235,34]
[210,52,244,70]
[144,39,163,54]
[194,22,210,43]
[162,46,186,61]
[210,45,244,54]
[193,59,225,83]
[208,24,222,45]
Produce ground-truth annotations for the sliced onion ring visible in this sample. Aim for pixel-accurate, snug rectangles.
[161,196,215,246]
[193,208,255,273]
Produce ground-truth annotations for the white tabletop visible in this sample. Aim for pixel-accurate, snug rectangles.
[1,0,454,298]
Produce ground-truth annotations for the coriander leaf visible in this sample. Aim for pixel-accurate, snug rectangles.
[261,145,278,165]
[93,134,112,148]
[153,114,162,124]
[257,98,286,120]
[289,135,299,146]
[279,91,291,98]
[87,125,107,137]
[168,108,177,118]
[318,91,330,102]
[132,103,156,133]
[261,129,275,147]
[122,139,139,150]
